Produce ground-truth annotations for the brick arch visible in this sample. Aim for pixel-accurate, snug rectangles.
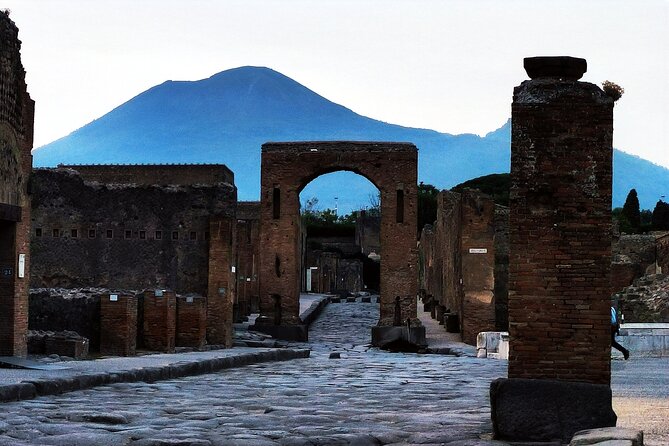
[253,141,425,345]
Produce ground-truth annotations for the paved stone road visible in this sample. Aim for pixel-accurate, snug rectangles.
[0,300,508,446]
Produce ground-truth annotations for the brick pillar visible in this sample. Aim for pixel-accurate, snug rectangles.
[509,56,613,385]
[176,295,207,349]
[207,216,236,347]
[142,289,176,352]
[100,293,137,356]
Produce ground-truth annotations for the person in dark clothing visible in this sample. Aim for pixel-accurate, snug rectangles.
[611,306,630,360]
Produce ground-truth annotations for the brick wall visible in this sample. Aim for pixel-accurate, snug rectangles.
[176,295,207,348]
[100,293,137,356]
[142,290,176,352]
[460,189,497,344]
[207,217,235,346]
[30,167,236,294]
[418,189,498,344]
[508,61,614,385]
[235,203,260,319]
[0,11,34,357]
[259,142,418,328]
[58,164,234,187]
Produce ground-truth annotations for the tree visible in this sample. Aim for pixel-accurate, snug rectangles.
[417,182,439,235]
[652,200,669,230]
[621,189,641,233]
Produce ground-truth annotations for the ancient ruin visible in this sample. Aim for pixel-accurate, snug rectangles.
[491,56,616,442]
[254,141,424,345]
[0,12,34,357]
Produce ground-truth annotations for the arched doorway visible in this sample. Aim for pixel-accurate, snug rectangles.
[253,141,425,345]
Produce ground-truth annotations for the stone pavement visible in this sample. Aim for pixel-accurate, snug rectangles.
[0,295,663,445]
[0,298,509,446]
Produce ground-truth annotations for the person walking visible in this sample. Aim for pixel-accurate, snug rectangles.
[611,306,630,360]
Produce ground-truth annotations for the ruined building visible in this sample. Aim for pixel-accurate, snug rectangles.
[0,11,34,357]
[418,189,507,344]
[30,164,239,347]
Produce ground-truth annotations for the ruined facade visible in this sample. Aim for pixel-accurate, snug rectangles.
[235,201,261,318]
[508,57,614,385]
[30,165,236,294]
[30,164,238,348]
[418,189,501,344]
[256,142,422,344]
[0,12,34,357]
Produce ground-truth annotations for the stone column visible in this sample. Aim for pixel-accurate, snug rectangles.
[491,56,616,443]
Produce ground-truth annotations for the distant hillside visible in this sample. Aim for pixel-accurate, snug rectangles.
[33,66,669,212]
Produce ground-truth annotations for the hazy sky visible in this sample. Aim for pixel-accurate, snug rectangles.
[5,0,669,168]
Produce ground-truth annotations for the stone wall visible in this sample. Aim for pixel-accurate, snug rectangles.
[58,164,234,187]
[418,189,500,345]
[0,11,35,357]
[508,59,613,385]
[29,289,102,351]
[355,211,381,255]
[235,202,260,318]
[30,167,236,295]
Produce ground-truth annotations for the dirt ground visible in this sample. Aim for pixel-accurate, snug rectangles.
[611,357,669,446]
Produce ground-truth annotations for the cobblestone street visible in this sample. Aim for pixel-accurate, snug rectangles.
[0,300,507,446]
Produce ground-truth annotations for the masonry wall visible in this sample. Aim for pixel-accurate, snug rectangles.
[235,201,260,318]
[30,167,236,294]
[0,12,34,357]
[58,164,234,187]
[418,189,500,344]
[509,76,614,385]
[259,142,418,328]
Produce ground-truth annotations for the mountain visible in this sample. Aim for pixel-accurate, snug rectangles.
[33,66,669,212]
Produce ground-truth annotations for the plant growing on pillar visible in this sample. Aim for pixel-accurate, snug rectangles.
[602,80,624,102]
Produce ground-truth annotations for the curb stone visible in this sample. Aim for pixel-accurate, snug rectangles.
[0,349,310,403]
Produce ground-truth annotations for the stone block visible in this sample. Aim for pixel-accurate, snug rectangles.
[371,326,426,348]
[569,427,643,446]
[44,337,89,359]
[490,378,616,443]
[249,323,308,342]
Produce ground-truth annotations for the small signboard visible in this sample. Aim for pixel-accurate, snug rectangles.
[18,254,25,278]
[468,248,488,254]
[186,296,194,303]
[155,289,164,297]
[231,266,236,273]
[109,294,119,302]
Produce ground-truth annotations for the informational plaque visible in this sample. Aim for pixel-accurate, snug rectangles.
[468,248,488,254]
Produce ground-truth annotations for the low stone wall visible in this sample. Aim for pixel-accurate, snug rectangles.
[616,323,669,357]
[29,289,103,351]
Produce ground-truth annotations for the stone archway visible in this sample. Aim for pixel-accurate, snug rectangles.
[253,141,425,345]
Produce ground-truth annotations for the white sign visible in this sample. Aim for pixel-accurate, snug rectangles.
[231,266,236,273]
[18,254,25,278]
[468,248,488,254]
[110,294,119,302]
[186,296,194,303]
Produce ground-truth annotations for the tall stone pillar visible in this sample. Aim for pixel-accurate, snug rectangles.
[491,56,616,443]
